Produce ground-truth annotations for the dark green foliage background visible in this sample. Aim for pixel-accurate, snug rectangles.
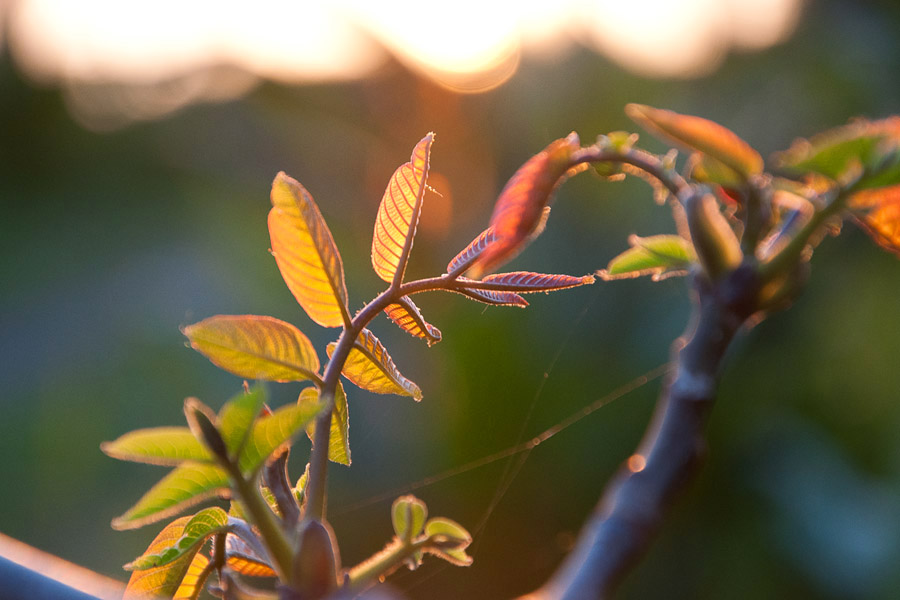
[2,2,900,598]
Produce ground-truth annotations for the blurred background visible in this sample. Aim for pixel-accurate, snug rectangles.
[2,0,900,598]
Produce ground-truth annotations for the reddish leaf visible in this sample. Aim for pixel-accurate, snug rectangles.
[626,104,763,179]
[269,172,351,328]
[372,133,434,285]
[226,534,276,577]
[450,287,528,307]
[384,297,442,346]
[468,133,582,278]
[447,227,496,276]
[479,271,594,293]
[849,184,900,256]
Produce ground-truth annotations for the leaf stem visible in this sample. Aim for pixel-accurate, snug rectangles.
[225,463,295,585]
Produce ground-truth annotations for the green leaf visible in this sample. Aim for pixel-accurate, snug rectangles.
[424,517,473,567]
[125,507,229,571]
[218,387,266,457]
[124,517,205,599]
[183,315,320,383]
[270,172,352,328]
[327,329,423,401]
[392,495,427,542]
[237,401,324,475]
[599,235,695,281]
[299,384,350,466]
[112,462,230,530]
[101,428,212,466]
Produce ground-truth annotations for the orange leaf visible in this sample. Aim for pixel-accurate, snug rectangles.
[173,553,210,600]
[626,104,763,179]
[372,133,434,286]
[269,172,351,328]
[125,517,202,599]
[183,315,319,382]
[327,329,422,400]
[849,184,900,256]
[469,132,582,278]
[384,297,442,346]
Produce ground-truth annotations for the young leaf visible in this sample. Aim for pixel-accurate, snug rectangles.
[446,227,496,276]
[423,517,473,567]
[217,386,267,457]
[475,271,595,293]
[326,329,423,401]
[124,517,204,599]
[269,172,351,328]
[447,285,529,307]
[112,462,230,530]
[848,184,900,256]
[469,133,582,278]
[183,315,320,383]
[625,104,763,179]
[173,552,210,600]
[101,428,212,466]
[372,133,434,286]
[299,383,350,466]
[384,297,442,346]
[236,401,324,475]
[125,507,228,571]
[226,534,276,577]
[599,235,696,281]
[184,398,228,461]
[392,495,427,543]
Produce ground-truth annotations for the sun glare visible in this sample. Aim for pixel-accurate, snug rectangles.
[4,0,803,126]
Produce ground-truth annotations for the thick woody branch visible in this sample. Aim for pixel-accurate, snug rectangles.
[521,264,759,600]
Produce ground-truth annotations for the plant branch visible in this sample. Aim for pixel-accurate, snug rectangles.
[264,448,301,528]
[520,263,759,600]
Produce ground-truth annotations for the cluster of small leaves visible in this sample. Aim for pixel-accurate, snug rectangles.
[105,104,900,598]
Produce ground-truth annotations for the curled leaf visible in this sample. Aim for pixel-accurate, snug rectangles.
[469,132,583,278]
[392,495,427,543]
[270,172,351,328]
[384,297,442,346]
[626,104,763,179]
[372,133,434,286]
[124,517,205,599]
[125,507,228,571]
[183,315,320,383]
[226,533,276,577]
[448,286,529,307]
[327,329,423,401]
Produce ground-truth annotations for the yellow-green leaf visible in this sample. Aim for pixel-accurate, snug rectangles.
[384,297,442,346]
[270,172,351,328]
[217,386,266,457]
[327,329,422,401]
[237,401,324,475]
[124,517,204,599]
[299,383,350,466]
[184,315,319,382]
[372,133,433,285]
[101,428,212,466]
[599,235,695,281]
[392,495,427,542]
[626,104,763,179]
[112,462,230,531]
